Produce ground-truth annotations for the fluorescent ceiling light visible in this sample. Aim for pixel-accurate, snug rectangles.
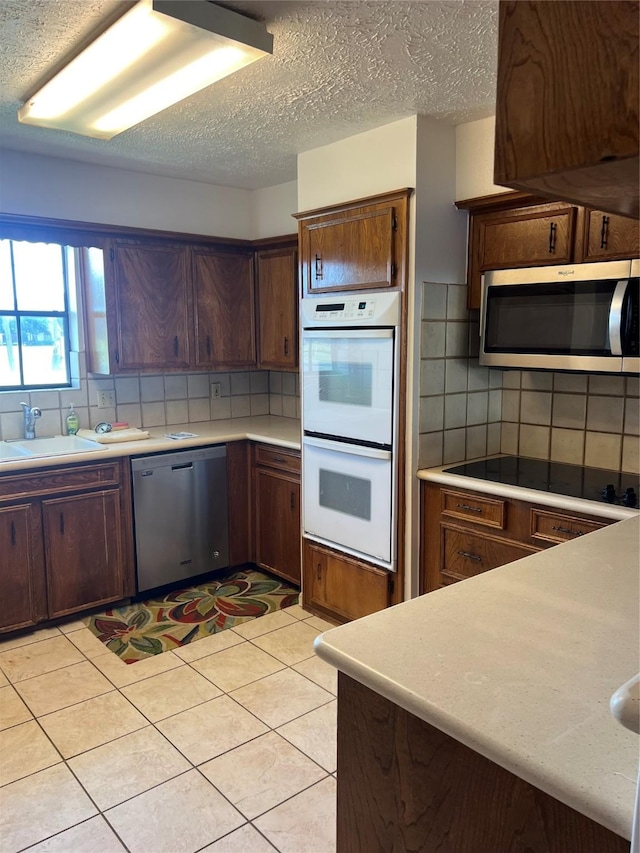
[18,0,273,140]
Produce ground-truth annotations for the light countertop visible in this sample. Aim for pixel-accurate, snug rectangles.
[418,459,638,521]
[0,416,300,473]
[315,515,640,840]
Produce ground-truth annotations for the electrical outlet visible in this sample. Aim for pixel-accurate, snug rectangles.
[211,382,222,400]
[97,390,115,409]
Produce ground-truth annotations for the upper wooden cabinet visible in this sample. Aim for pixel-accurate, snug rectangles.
[457,192,640,308]
[494,1,639,219]
[85,239,256,373]
[256,244,298,371]
[294,189,412,296]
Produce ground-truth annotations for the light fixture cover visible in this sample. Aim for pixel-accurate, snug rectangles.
[18,0,273,139]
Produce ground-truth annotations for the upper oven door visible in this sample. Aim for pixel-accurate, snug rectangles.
[302,328,395,446]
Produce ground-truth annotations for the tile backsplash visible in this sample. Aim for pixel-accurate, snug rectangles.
[0,363,300,441]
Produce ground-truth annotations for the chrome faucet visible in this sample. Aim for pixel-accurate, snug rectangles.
[20,403,42,439]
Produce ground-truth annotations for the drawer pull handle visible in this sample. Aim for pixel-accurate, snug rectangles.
[600,215,610,250]
[10,521,16,547]
[456,503,482,513]
[314,254,323,279]
[548,222,557,254]
[59,513,65,535]
[284,336,289,356]
[272,455,286,464]
[206,335,211,357]
[552,525,583,537]
[457,550,482,562]
[290,490,295,511]
[317,562,322,581]
[173,336,179,356]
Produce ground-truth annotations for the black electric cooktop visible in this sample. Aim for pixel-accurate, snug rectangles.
[443,456,639,508]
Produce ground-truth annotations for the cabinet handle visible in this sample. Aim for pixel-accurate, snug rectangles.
[552,525,583,537]
[10,521,16,547]
[457,550,482,562]
[317,562,322,581]
[206,335,211,357]
[272,455,286,464]
[600,215,610,250]
[114,350,120,364]
[290,490,295,511]
[59,513,65,535]
[173,336,179,356]
[456,503,482,513]
[284,336,289,356]
[314,254,323,279]
[548,222,557,254]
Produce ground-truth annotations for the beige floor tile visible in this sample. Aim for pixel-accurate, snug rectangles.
[0,626,61,653]
[157,695,268,765]
[104,769,243,853]
[277,701,337,772]
[172,628,244,662]
[0,720,61,786]
[57,618,88,635]
[0,635,84,683]
[0,763,97,851]
[302,615,339,634]
[0,684,32,730]
[66,627,111,659]
[200,731,326,819]
[192,642,284,692]
[24,815,126,852]
[282,604,314,621]
[39,691,147,758]
[232,609,298,640]
[121,665,221,722]
[254,776,337,853]
[0,669,8,688]
[292,656,338,695]
[231,669,333,729]
[250,621,320,667]
[90,648,183,687]
[200,823,278,852]
[68,726,190,810]
[15,661,113,717]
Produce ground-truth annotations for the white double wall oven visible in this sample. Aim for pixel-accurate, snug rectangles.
[301,292,401,571]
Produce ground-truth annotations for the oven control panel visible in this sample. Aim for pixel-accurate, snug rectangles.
[311,299,376,320]
[301,291,401,328]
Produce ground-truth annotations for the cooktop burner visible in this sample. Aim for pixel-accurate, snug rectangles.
[443,456,639,508]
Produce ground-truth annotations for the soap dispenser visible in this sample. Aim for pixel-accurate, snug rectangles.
[66,404,79,435]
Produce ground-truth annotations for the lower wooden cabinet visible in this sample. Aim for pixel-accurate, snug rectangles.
[303,539,392,624]
[254,444,301,586]
[0,459,135,633]
[422,481,612,593]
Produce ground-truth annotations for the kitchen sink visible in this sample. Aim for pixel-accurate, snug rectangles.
[0,442,33,461]
[7,435,105,457]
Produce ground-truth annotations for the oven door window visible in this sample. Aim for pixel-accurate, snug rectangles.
[302,329,394,446]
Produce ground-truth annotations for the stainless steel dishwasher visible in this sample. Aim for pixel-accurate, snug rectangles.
[131,445,229,593]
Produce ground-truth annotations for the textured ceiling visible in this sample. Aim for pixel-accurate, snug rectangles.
[0,0,498,189]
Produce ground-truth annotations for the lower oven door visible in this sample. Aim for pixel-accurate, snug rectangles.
[303,436,395,570]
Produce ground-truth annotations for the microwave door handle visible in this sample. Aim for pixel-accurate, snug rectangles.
[609,280,628,356]
[304,436,391,461]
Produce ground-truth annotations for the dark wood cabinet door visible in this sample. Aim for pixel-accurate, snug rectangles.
[303,539,391,623]
[255,469,301,586]
[42,489,125,618]
[256,247,298,370]
[582,209,640,262]
[192,250,256,368]
[480,206,575,270]
[0,503,46,632]
[110,243,191,370]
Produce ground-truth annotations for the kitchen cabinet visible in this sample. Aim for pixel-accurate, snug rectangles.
[303,539,392,624]
[494,0,639,219]
[0,459,135,632]
[256,244,298,370]
[294,188,412,296]
[457,192,640,309]
[84,239,255,373]
[254,444,301,586]
[421,481,612,593]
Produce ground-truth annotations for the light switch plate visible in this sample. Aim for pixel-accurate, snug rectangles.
[211,382,221,400]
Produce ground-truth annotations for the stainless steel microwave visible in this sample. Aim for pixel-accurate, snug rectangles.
[479,260,639,374]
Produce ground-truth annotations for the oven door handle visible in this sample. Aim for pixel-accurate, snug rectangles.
[302,328,394,340]
[304,436,391,460]
[609,280,628,356]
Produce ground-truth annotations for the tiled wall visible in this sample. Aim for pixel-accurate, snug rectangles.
[419,281,503,468]
[0,362,299,441]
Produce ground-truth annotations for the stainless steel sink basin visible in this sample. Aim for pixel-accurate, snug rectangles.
[8,435,105,457]
[0,442,33,461]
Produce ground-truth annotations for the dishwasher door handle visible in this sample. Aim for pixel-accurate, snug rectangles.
[171,462,193,471]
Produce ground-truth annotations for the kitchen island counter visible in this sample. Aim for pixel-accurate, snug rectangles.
[315,515,640,841]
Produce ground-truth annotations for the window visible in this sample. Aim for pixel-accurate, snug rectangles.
[0,239,72,390]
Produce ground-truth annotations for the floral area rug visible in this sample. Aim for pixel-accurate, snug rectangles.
[86,568,299,664]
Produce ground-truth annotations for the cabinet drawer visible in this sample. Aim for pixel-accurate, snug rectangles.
[530,509,607,545]
[0,460,123,501]
[255,444,301,476]
[441,490,506,529]
[441,527,534,585]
